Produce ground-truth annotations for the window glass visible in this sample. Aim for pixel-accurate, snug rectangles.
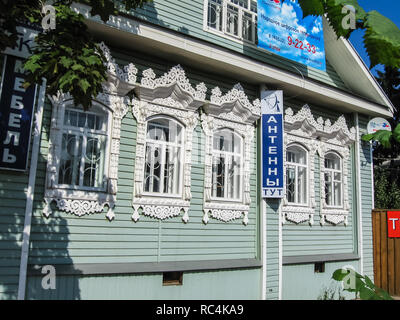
[144,117,183,195]
[212,129,242,200]
[58,106,108,189]
[324,153,342,207]
[286,145,308,205]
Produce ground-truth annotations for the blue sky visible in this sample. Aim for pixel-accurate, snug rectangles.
[349,0,400,75]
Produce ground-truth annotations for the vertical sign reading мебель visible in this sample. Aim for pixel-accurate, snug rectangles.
[257,0,326,71]
[261,90,284,198]
[0,55,37,171]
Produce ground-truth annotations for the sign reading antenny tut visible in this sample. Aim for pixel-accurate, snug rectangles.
[261,90,284,198]
[0,55,37,171]
[257,0,326,71]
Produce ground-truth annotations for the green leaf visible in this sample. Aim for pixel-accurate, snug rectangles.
[393,124,400,142]
[332,268,349,281]
[78,79,90,94]
[364,10,400,68]
[362,130,393,148]
[359,286,376,300]
[297,0,325,18]
[324,0,366,39]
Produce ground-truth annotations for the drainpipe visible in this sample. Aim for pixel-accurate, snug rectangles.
[17,79,46,300]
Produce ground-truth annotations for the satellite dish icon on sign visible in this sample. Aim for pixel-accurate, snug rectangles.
[263,93,281,113]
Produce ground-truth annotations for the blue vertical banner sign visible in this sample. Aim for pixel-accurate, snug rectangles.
[261,90,284,198]
[0,55,37,171]
[257,0,326,71]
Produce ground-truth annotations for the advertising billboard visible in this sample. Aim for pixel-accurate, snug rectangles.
[257,0,326,71]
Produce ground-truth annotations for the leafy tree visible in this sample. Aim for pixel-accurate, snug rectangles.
[1,0,151,110]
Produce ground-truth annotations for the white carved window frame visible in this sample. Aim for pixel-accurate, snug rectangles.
[42,42,136,221]
[282,137,317,226]
[201,84,261,225]
[319,137,352,226]
[283,105,355,226]
[131,65,207,223]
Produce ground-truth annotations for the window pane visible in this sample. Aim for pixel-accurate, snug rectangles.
[286,167,296,203]
[212,154,225,198]
[231,0,248,9]
[325,172,332,206]
[242,11,253,41]
[59,134,82,186]
[208,0,223,31]
[334,182,342,206]
[325,154,340,170]
[163,146,181,194]
[227,155,241,199]
[287,146,306,165]
[144,144,161,193]
[83,136,106,188]
[226,5,239,36]
[298,166,307,204]
[213,130,241,153]
[250,0,257,13]
[147,118,183,143]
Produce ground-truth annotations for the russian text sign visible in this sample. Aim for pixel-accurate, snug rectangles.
[0,55,37,171]
[257,0,326,71]
[261,90,284,198]
[388,211,400,238]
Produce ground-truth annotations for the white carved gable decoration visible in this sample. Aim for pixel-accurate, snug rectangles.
[283,105,356,226]
[43,43,136,221]
[131,65,207,223]
[201,84,261,225]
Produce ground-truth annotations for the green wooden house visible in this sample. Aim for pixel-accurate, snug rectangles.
[0,0,393,300]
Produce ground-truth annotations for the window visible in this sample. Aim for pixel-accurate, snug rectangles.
[286,145,308,205]
[211,129,243,201]
[58,107,109,190]
[131,65,207,223]
[201,83,261,225]
[43,41,135,221]
[324,153,343,208]
[205,0,258,44]
[144,117,184,196]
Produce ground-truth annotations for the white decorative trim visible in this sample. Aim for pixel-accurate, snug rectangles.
[132,65,206,222]
[43,43,136,220]
[207,83,261,123]
[283,105,356,226]
[138,65,207,110]
[318,144,351,226]
[282,106,319,226]
[201,84,260,225]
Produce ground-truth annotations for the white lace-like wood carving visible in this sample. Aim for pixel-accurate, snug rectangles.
[201,84,261,225]
[131,65,206,222]
[43,43,135,221]
[283,105,356,226]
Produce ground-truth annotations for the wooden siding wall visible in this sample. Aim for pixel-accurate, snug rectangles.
[0,170,27,299]
[281,100,357,257]
[26,50,260,271]
[372,210,400,297]
[358,114,374,279]
[117,0,349,91]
